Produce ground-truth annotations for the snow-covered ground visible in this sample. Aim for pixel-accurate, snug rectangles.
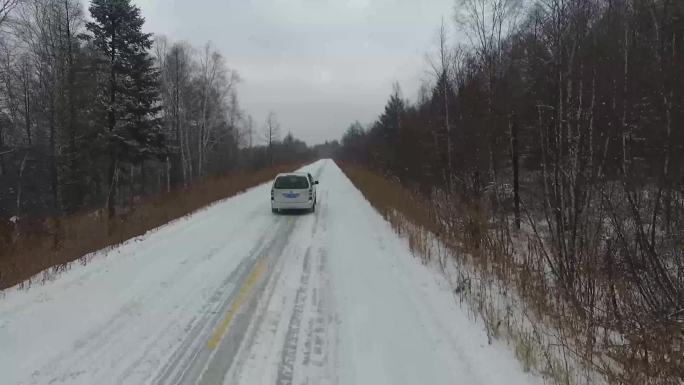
[0,160,543,385]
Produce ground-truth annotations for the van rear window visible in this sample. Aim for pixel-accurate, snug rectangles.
[274,176,309,189]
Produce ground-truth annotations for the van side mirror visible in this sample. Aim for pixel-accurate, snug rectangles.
[314,181,319,185]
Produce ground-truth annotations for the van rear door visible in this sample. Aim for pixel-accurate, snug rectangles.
[273,175,310,204]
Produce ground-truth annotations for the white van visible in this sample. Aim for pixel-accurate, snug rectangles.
[271,172,318,213]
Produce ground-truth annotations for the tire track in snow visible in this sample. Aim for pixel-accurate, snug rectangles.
[276,247,312,385]
[299,247,338,385]
[25,200,274,385]
[218,161,336,385]
[32,233,256,385]
[149,239,270,385]
[276,187,337,385]
[154,217,295,385]
[158,161,328,385]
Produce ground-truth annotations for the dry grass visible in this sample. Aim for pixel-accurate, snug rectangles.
[342,164,684,385]
[339,165,438,233]
[0,163,302,290]
[340,164,602,385]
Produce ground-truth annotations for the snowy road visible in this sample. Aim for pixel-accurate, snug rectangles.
[0,160,541,385]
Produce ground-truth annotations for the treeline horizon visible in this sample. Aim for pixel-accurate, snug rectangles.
[0,0,329,222]
[338,0,683,383]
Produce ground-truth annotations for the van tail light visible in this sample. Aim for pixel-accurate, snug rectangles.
[271,189,274,200]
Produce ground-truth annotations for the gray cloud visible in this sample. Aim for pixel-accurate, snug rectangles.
[134,0,456,144]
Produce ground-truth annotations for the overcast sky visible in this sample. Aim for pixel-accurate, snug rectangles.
[133,0,458,145]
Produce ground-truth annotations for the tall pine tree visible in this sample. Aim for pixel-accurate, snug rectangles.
[86,0,164,219]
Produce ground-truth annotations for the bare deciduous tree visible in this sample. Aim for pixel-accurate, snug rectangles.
[263,111,280,165]
[197,43,240,176]
[427,18,455,188]
[0,0,19,27]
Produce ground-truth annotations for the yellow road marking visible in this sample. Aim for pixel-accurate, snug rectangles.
[207,257,265,350]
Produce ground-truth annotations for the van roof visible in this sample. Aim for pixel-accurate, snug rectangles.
[275,172,309,178]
